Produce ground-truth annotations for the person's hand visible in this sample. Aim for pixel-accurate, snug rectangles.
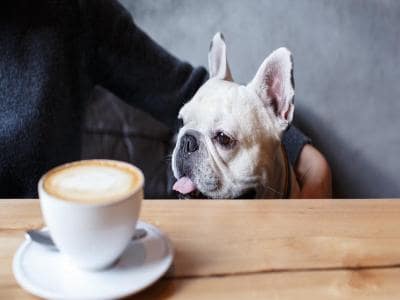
[294,144,332,198]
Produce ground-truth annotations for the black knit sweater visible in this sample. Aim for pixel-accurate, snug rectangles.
[0,0,208,197]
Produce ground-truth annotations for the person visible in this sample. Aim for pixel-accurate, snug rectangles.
[0,0,331,198]
[282,127,332,198]
[293,143,332,198]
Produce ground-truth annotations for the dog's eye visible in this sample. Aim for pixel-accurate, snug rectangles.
[214,131,235,148]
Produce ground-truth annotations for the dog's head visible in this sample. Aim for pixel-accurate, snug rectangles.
[172,33,295,198]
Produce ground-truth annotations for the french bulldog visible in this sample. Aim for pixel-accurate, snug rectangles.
[172,33,300,199]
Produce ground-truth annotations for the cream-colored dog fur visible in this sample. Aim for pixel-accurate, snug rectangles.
[172,33,300,198]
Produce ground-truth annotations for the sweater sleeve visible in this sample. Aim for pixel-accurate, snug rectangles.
[80,0,208,130]
[282,125,311,167]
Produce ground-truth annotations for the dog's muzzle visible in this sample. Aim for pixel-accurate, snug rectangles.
[173,130,202,195]
[180,132,199,157]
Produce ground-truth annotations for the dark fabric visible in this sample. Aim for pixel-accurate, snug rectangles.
[82,86,175,198]
[282,125,312,167]
[0,0,208,197]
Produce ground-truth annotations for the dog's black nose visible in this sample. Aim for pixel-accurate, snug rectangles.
[181,134,199,154]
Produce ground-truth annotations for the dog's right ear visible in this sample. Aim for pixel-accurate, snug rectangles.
[208,32,233,81]
[247,47,295,131]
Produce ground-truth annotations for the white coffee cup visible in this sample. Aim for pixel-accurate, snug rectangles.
[38,159,144,271]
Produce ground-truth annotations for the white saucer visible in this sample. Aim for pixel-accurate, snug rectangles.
[13,221,173,300]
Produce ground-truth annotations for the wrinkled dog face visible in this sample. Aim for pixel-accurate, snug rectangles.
[172,33,295,198]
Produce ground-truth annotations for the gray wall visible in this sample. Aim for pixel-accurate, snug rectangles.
[120,0,400,198]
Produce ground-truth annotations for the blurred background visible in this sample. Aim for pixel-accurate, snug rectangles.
[83,0,400,198]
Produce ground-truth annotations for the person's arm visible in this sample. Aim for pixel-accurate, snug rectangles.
[282,125,332,198]
[295,144,332,198]
[79,0,208,130]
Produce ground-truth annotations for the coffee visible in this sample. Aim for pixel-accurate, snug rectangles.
[43,160,141,204]
[39,159,144,270]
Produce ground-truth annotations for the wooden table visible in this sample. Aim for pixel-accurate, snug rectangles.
[1,199,400,299]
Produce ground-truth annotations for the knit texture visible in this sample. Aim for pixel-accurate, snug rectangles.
[0,0,308,198]
[0,0,208,197]
[282,125,311,167]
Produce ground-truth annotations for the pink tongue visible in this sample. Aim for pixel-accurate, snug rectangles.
[173,177,197,194]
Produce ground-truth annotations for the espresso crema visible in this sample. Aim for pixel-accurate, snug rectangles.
[43,160,142,204]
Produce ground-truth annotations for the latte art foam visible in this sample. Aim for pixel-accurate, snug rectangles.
[43,160,141,204]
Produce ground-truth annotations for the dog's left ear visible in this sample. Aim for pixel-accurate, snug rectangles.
[248,47,295,130]
[208,32,233,81]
